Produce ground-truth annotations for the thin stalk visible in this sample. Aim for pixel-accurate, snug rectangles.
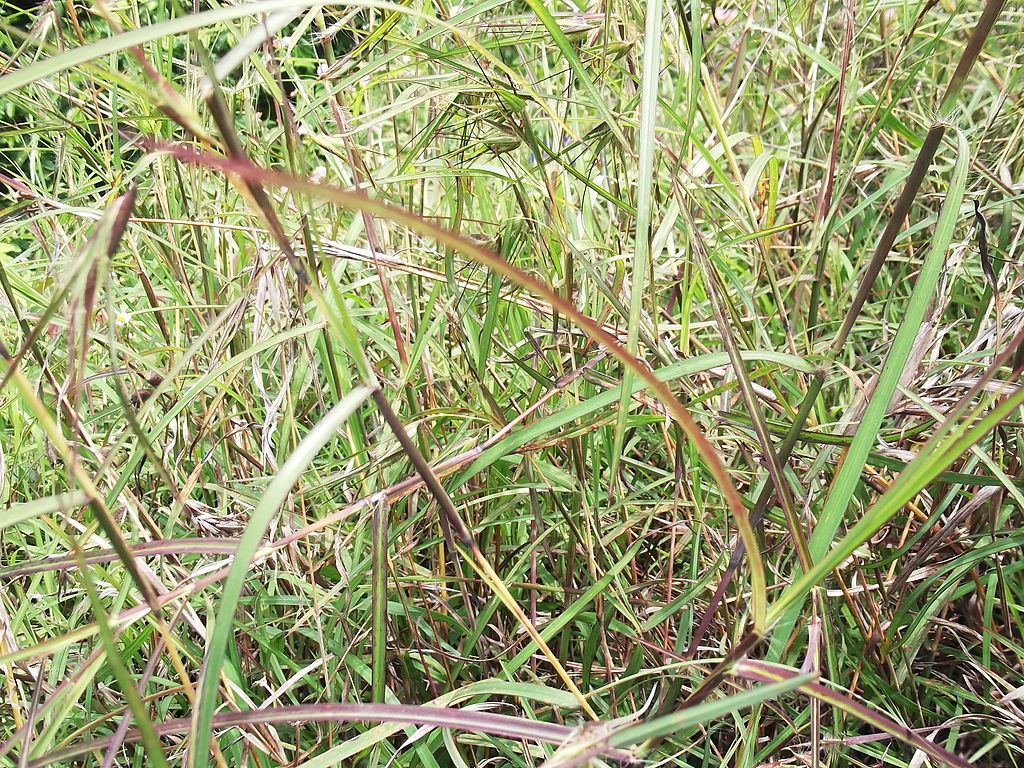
[370,496,389,704]
[370,388,600,720]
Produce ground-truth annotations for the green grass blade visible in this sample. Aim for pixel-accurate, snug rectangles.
[191,385,374,768]
[769,129,973,632]
[814,128,969,551]
[2,492,89,530]
[370,495,388,704]
[455,351,816,484]
[620,674,815,753]
[613,0,663,482]
[522,0,631,153]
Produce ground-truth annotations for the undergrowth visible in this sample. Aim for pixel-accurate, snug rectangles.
[1,1,1023,766]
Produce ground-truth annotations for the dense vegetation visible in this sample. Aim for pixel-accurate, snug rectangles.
[1,1,1022,766]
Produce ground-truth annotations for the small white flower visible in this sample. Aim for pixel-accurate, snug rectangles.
[114,311,131,328]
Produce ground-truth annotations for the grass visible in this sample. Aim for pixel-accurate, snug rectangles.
[0,0,1023,766]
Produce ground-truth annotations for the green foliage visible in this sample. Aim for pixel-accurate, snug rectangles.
[1,1,1022,767]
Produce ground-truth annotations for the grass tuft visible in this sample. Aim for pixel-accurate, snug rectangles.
[1,1,1023,766]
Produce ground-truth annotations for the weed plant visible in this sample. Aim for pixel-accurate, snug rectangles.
[0,1,1023,766]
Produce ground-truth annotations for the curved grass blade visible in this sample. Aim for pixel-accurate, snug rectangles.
[619,674,814,756]
[735,661,972,768]
[33,702,633,768]
[455,350,817,484]
[155,143,768,635]
[0,538,241,579]
[294,680,580,767]
[1,492,88,531]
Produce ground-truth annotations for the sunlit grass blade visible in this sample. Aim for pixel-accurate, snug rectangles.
[521,0,632,153]
[613,0,663,487]
[191,386,374,768]
[621,674,815,756]
[1,492,89,530]
[768,128,971,650]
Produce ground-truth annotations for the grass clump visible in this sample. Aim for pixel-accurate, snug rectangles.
[1,1,1023,766]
